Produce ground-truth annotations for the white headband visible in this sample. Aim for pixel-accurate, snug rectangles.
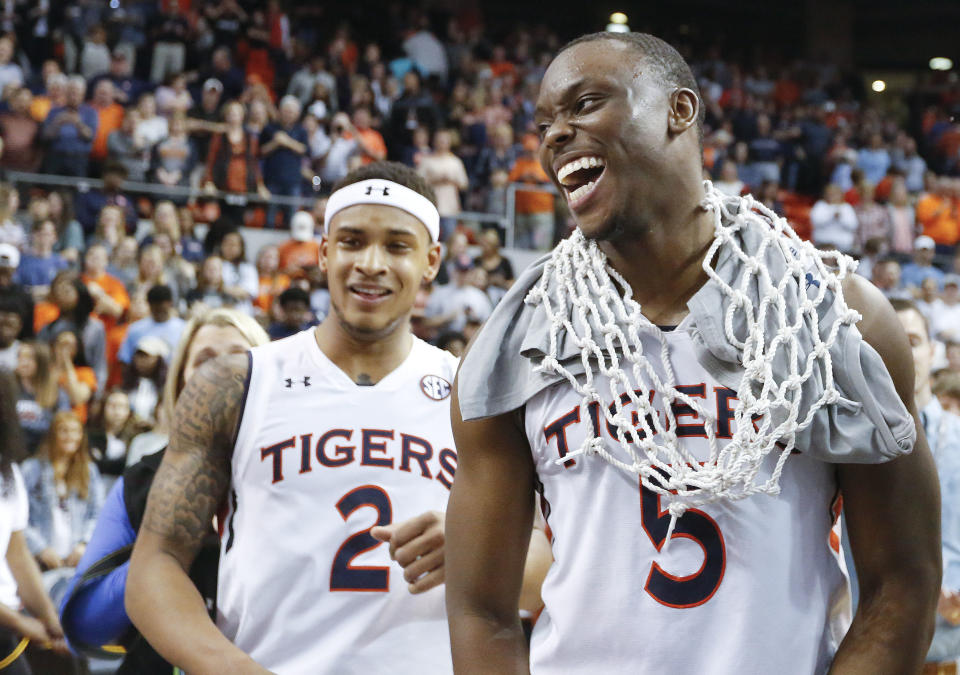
[324,179,440,242]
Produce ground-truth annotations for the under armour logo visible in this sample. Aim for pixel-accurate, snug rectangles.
[285,376,311,388]
[805,272,820,289]
[365,185,390,196]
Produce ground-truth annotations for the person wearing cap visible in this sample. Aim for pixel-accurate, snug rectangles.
[902,235,947,291]
[186,78,226,163]
[117,284,185,367]
[127,160,550,673]
[277,210,320,274]
[261,96,309,229]
[0,243,33,340]
[123,335,169,423]
[934,275,960,344]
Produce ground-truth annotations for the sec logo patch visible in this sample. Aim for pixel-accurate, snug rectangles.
[420,375,451,401]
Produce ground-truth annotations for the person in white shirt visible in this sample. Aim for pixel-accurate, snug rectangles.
[811,183,860,253]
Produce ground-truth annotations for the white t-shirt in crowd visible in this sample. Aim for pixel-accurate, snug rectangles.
[0,465,28,609]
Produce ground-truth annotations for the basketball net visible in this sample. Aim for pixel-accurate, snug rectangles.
[526,181,860,542]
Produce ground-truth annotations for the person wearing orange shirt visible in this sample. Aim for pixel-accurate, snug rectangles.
[253,244,289,319]
[344,106,387,165]
[916,176,960,248]
[508,133,556,250]
[89,81,125,171]
[81,244,129,334]
[277,211,320,275]
[51,329,97,424]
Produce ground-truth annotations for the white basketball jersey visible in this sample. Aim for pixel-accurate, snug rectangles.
[217,329,458,674]
[525,326,850,675]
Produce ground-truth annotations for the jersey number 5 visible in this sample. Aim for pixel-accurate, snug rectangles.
[330,485,393,592]
[640,480,726,608]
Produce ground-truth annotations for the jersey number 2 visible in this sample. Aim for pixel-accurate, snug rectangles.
[330,485,393,592]
[640,481,726,608]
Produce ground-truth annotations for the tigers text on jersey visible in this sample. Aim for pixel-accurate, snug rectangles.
[218,329,458,674]
[525,326,850,675]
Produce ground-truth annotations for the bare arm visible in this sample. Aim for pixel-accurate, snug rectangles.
[7,531,62,641]
[446,377,535,674]
[125,353,270,675]
[830,276,941,674]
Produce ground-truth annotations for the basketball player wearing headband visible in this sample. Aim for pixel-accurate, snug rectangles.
[126,162,509,674]
[446,33,941,673]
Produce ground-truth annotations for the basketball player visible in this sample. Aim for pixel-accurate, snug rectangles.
[445,33,941,673]
[126,163,462,674]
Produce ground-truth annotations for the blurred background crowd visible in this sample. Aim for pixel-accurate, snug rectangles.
[0,0,957,668]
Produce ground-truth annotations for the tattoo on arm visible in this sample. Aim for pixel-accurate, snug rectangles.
[142,353,249,568]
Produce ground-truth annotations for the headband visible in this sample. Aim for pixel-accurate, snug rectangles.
[324,179,440,242]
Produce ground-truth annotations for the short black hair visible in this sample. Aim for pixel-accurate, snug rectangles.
[559,32,704,145]
[333,161,437,206]
[147,284,173,305]
[278,286,310,308]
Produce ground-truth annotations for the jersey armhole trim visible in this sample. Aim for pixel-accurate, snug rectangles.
[230,350,254,457]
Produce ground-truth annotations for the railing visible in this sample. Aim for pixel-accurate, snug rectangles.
[4,170,562,251]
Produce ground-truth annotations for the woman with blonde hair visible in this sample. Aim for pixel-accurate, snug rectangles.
[22,411,103,571]
[91,205,126,255]
[60,308,268,672]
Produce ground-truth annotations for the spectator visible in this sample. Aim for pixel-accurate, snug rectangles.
[47,191,84,265]
[474,228,514,293]
[714,160,745,197]
[89,50,147,107]
[117,284,184,367]
[204,101,268,202]
[318,111,359,186]
[426,258,493,334]
[89,205,127,255]
[134,93,168,150]
[14,340,64,455]
[0,86,41,172]
[199,45,245,101]
[15,219,67,300]
[187,78,225,164]
[473,123,518,188]
[388,70,438,157]
[0,183,25,250]
[402,18,448,83]
[509,133,555,250]
[348,106,387,165]
[42,75,97,176]
[857,132,891,185]
[185,255,238,312]
[811,183,859,253]
[79,25,111,80]
[0,297,20,371]
[51,328,96,424]
[254,244,289,319]
[892,136,927,194]
[81,243,130,337]
[22,411,104,570]
[0,370,69,662]
[87,389,142,482]
[278,211,320,274]
[75,162,136,236]
[916,276,943,329]
[151,112,195,194]
[89,79,125,173]
[417,129,469,224]
[916,176,960,249]
[219,231,259,310]
[402,125,432,168]
[871,256,909,301]
[747,113,783,184]
[155,73,193,117]
[261,96,308,228]
[122,336,168,424]
[150,4,189,84]
[935,275,960,343]
[30,72,67,126]
[854,182,892,252]
[0,244,32,339]
[37,271,108,388]
[267,286,317,340]
[107,109,151,182]
[887,178,917,256]
[0,35,23,95]
[287,54,336,108]
[902,236,945,291]
[129,243,177,306]
[109,236,139,287]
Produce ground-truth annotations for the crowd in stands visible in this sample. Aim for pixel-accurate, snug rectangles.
[0,0,958,668]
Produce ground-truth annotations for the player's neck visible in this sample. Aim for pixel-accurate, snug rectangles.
[599,203,715,325]
[313,319,414,386]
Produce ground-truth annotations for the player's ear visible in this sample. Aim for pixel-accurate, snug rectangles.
[668,88,699,137]
[423,241,442,283]
[319,234,329,274]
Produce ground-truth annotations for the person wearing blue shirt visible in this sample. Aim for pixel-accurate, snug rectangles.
[14,220,67,298]
[901,236,946,292]
[116,285,185,366]
[891,300,960,670]
[41,76,98,178]
[856,132,892,185]
[260,95,309,229]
